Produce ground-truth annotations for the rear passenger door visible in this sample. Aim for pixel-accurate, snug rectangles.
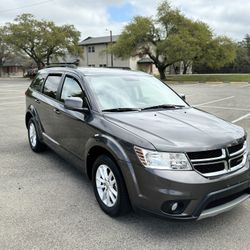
[53,74,92,159]
[38,74,62,141]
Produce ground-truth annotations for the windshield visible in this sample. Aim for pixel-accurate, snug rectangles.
[86,74,188,111]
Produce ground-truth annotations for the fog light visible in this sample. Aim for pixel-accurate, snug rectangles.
[161,200,189,215]
[171,202,179,212]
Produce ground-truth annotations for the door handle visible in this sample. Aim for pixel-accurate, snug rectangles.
[53,108,60,115]
[35,99,40,104]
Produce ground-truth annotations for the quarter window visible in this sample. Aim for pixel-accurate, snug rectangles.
[30,73,44,92]
[43,75,61,99]
[60,76,83,102]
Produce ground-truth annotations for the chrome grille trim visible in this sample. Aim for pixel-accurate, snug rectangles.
[191,149,226,163]
[229,141,247,157]
[188,140,248,177]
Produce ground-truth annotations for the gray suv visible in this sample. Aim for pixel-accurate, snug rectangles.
[25,67,250,220]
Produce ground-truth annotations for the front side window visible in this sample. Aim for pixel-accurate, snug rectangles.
[43,75,61,99]
[86,75,188,111]
[30,73,45,92]
[60,76,83,102]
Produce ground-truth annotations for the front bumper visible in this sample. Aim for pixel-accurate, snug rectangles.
[121,158,250,220]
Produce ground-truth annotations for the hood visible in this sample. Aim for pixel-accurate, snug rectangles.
[104,108,246,152]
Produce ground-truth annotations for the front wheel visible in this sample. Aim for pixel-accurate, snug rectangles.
[28,118,46,152]
[92,155,131,217]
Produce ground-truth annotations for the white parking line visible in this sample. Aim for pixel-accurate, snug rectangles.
[232,113,250,123]
[0,88,26,92]
[0,101,24,106]
[194,96,235,107]
[240,84,250,88]
[201,105,250,112]
[0,96,24,100]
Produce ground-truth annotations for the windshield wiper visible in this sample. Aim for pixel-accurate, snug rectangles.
[142,104,185,111]
[102,107,141,112]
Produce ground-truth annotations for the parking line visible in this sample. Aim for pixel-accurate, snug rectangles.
[0,101,24,106]
[194,96,235,107]
[201,105,250,112]
[240,84,250,88]
[232,113,250,123]
[0,96,24,100]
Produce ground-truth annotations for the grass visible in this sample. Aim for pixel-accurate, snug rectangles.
[164,74,250,82]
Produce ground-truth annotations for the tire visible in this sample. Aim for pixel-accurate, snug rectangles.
[28,118,46,152]
[92,155,131,217]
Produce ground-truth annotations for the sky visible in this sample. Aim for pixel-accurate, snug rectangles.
[0,0,249,42]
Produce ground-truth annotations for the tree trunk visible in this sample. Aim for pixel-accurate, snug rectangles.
[158,67,166,80]
[36,61,45,70]
[183,65,188,74]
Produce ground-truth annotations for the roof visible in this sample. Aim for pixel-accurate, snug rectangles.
[77,67,149,76]
[137,58,154,64]
[79,35,119,46]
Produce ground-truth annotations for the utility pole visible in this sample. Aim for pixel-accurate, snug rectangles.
[110,30,113,67]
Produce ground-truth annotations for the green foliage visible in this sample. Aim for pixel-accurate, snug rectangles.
[0,27,17,76]
[111,0,236,79]
[5,14,82,69]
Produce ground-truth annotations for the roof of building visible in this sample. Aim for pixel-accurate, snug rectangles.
[137,58,154,64]
[79,35,119,46]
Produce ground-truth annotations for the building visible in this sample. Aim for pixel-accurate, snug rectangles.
[79,35,158,74]
[79,35,192,75]
[0,57,25,77]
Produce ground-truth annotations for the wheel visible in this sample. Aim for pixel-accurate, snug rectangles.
[28,118,46,152]
[92,155,131,217]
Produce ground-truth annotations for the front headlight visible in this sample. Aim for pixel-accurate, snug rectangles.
[134,146,192,170]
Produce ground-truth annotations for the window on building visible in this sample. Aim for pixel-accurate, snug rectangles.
[88,46,95,53]
[88,64,95,67]
[99,64,107,67]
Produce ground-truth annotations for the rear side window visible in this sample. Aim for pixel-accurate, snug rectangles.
[60,76,84,102]
[43,75,61,99]
[30,74,44,92]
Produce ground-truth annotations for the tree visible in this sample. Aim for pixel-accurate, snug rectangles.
[0,27,15,76]
[5,14,82,69]
[111,1,236,79]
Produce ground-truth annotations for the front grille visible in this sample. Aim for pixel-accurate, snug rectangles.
[187,140,248,177]
[187,149,222,160]
[228,143,244,155]
[194,162,225,174]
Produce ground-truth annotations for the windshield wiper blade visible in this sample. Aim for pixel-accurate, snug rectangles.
[142,104,185,111]
[102,108,141,112]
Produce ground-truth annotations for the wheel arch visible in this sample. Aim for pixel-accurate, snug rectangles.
[25,105,43,140]
[85,134,131,180]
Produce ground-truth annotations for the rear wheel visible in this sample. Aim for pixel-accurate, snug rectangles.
[92,155,131,217]
[28,118,46,152]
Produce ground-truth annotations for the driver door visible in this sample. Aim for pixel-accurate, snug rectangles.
[53,74,92,159]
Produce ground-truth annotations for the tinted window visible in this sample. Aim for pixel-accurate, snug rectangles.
[43,75,61,99]
[60,76,83,102]
[30,74,44,92]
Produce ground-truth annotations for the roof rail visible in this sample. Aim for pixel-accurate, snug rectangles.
[45,63,77,69]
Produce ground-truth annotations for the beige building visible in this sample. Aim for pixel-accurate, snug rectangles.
[79,35,158,74]
[79,35,192,75]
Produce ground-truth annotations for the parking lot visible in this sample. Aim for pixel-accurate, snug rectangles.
[0,78,250,250]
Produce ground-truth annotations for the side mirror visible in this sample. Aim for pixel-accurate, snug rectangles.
[180,94,186,101]
[64,97,89,113]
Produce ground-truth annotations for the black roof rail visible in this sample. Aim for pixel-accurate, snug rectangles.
[45,63,77,69]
